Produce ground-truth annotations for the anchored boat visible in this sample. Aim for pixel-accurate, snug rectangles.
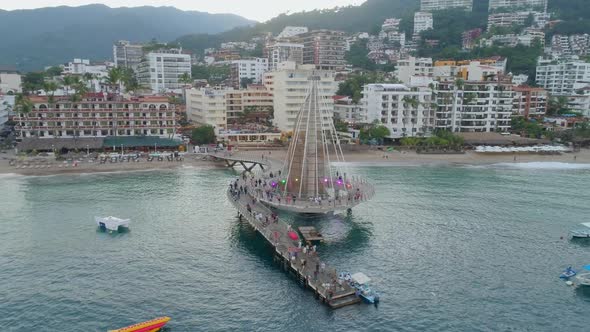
[351,272,380,304]
[576,265,590,287]
[108,316,170,332]
[570,223,590,238]
[95,216,130,232]
[560,267,577,279]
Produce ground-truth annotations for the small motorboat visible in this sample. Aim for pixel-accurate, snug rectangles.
[108,316,170,332]
[95,216,130,232]
[560,267,577,279]
[570,223,590,238]
[351,272,380,304]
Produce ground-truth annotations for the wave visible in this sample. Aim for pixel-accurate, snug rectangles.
[491,162,590,170]
[331,161,427,167]
[0,173,24,179]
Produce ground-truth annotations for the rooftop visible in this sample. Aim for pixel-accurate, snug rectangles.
[27,94,170,103]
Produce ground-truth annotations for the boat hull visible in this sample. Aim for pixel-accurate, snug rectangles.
[109,316,170,332]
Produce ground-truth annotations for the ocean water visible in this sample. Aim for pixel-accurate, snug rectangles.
[0,163,589,331]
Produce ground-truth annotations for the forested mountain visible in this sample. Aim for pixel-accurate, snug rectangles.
[548,0,590,36]
[176,0,590,58]
[0,4,254,71]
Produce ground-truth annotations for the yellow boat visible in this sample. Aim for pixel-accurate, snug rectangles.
[108,316,170,332]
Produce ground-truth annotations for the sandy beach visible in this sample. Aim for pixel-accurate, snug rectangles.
[260,148,590,166]
[1,148,589,176]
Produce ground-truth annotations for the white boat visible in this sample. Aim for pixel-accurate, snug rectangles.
[576,265,590,287]
[576,273,590,287]
[570,223,590,238]
[95,216,130,232]
[351,272,380,304]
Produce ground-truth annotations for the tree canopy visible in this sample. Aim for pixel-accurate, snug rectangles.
[191,65,230,85]
[191,125,216,145]
[337,72,397,103]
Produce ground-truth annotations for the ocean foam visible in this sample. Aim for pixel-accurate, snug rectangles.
[491,162,590,170]
[0,173,24,179]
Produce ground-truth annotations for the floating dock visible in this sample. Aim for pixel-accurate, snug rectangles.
[298,226,325,242]
[228,189,360,308]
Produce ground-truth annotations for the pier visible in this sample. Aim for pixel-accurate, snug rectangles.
[223,75,375,308]
[205,151,268,172]
[227,186,361,308]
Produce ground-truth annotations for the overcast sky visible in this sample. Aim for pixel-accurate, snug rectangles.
[0,0,366,21]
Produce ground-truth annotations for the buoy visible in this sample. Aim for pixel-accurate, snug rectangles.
[566,281,574,286]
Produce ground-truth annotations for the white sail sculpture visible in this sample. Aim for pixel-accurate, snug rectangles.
[261,74,374,214]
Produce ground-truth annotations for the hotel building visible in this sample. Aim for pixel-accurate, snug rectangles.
[15,94,177,138]
[362,84,435,139]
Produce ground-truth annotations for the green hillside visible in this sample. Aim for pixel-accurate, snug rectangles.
[176,0,420,54]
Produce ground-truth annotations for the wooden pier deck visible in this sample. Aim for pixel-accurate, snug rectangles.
[227,187,360,309]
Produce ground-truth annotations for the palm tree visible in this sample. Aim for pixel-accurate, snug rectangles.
[69,82,89,138]
[106,67,123,93]
[15,93,33,114]
[120,67,140,93]
[43,81,59,106]
[62,75,80,97]
[179,72,192,85]
[547,96,569,116]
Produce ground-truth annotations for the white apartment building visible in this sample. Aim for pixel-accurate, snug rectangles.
[480,29,544,48]
[220,41,257,51]
[487,11,549,30]
[186,88,228,132]
[333,97,366,125]
[277,26,309,39]
[420,0,473,12]
[385,32,406,48]
[62,59,111,78]
[566,89,590,117]
[263,62,337,132]
[267,42,304,71]
[363,84,435,139]
[382,18,402,33]
[395,57,434,85]
[550,34,590,59]
[230,58,269,88]
[488,0,547,12]
[414,12,434,35]
[113,40,144,70]
[512,74,529,86]
[434,61,504,81]
[186,86,274,130]
[0,67,22,94]
[434,80,514,133]
[137,50,191,93]
[536,59,590,95]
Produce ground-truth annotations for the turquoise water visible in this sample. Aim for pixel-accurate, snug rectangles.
[1,163,589,331]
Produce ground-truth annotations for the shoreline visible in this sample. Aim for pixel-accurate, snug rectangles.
[1,148,589,177]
